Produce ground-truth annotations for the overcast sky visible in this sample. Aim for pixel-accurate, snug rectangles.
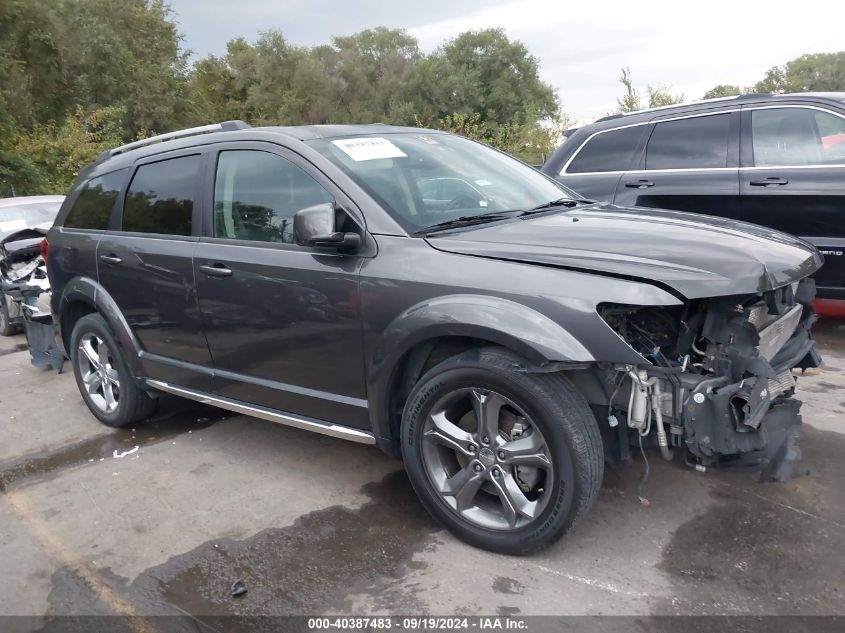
[169,0,844,123]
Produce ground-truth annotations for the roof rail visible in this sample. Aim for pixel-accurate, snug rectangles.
[105,120,251,159]
[592,92,776,125]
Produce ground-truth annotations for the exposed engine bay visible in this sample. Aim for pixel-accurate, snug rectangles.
[597,278,820,481]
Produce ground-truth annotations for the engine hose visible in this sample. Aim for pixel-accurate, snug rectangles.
[651,381,673,461]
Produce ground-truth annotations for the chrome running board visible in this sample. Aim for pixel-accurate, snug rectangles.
[146,379,376,445]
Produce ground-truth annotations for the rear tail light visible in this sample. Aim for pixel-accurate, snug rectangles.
[39,238,50,261]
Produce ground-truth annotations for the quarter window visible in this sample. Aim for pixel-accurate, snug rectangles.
[122,155,200,236]
[566,125,644,174]
[752,108,845,167]
[64,171,125,230]
[646,114,730,170]
[213,150,333,243]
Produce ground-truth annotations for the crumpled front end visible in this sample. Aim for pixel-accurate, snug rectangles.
[0,228,60,370]
[600,278,820,481]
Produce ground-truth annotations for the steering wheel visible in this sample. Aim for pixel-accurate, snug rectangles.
[445,193,479,211]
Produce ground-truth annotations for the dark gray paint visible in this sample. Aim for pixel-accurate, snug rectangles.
[543,93,845,299]
[48,123,823,452]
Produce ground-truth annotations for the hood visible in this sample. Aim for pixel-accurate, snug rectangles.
[426,203,823,299]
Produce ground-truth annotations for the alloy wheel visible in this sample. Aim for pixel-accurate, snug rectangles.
[77,333,121,414]
[421,388,554,530]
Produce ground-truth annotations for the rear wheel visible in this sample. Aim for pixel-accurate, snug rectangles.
[70,313,156,428]
[401,347,603,555]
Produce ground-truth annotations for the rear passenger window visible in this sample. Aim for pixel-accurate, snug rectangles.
[646,114,730,170]
[64,171,125,230]
[213,150,333,243]
[122,155,200,236]
[566,126,644,174]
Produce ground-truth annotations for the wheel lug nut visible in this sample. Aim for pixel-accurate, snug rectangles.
[492,467,500,477]
[482,436,490,445]
[467,444,477,453]
[473,463,483,473]
[497,451,505,460]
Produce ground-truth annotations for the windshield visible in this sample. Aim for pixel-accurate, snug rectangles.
[308,133,577,233]
[0,200,63,233]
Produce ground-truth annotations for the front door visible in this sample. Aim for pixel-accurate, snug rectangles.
[739,105,845,298]
[194,144,370,428]
[613,112,741,217]
[97,150,213,391]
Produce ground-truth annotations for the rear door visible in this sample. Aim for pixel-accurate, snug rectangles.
[613,111,741,216]
[97,149,213,390]
[194,142,370,428]
[554,124,648,202]
[739,104,845,298]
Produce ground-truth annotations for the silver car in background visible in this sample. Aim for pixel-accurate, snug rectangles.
[0,195,64,336]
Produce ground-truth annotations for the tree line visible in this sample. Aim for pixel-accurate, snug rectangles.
[2,0,844,196]
[615,52,845,112]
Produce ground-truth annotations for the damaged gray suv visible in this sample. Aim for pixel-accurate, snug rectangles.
[46,122,823,554]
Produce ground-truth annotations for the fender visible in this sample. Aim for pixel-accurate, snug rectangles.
[57,276,145,376]
[367,294,595,444]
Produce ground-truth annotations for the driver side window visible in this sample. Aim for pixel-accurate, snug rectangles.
[214,150,333,243]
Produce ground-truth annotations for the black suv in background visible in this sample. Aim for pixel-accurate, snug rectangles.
[47,122,821,553]
[542,92,845,300]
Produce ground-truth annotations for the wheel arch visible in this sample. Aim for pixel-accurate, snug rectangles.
[57,276,144,376]
[367,295,596,457]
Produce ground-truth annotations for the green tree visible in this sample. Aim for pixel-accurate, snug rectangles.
[13,106,125,194]
[615,68,683,113]
[616,67,641,112]
[702,84,742,99]
[0,0,68,127]
[754,52,845,94]
[58,0,195,136]
[329,27,422,124]
[0,95,40,196]
[646,84,684,108]
[423,109,569,165]
[421,29,558,127]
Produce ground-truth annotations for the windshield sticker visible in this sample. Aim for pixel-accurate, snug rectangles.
[0,219,27,232]
[331,137,407,161]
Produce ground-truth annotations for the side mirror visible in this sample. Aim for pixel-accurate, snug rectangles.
[293,203,361,251]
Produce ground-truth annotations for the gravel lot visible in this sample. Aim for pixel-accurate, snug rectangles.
[1,319,843,626]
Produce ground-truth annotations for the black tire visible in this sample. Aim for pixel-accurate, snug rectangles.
[401,347,603,555]
[70,313,156,428]
[0,295,18,336]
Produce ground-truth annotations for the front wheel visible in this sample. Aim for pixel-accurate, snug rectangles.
[401,347,603,555]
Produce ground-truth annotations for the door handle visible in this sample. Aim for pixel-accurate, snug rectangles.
[749,177,789,187]
[625,179,655,188]
[99,254,123,265]
[198,263,233,277]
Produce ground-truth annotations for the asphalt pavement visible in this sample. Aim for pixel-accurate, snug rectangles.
[0,320,843,628]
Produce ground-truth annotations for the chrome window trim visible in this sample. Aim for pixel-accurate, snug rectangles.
[562,164,845,177]
[560,103,845,176]
[561,109,739,175]
[560,121,649,175]
[745,104,845,168]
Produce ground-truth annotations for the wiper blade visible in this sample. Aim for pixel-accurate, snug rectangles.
[415,212,517,235]
[520,198,593,215]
